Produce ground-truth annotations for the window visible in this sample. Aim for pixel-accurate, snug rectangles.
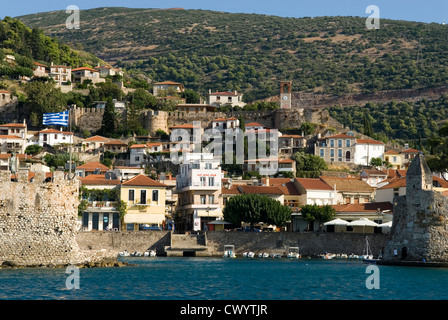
[338,149,342,158]
[152,190,159,202]
[346,140,351,147]
[330,149,334,157]
[208,195,215,204]
[208,177,215,186]
[338,140,342,147]
[330,140,334,147]
[320,149,324,157]
[200,177,206,186]
[200,195,206,204]
[205,163,212,169]
[140,190,147,204]
[135,156,140,162]
[128,190,135,201]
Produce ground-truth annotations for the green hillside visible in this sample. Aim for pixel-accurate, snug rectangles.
[17,7,448,101]
[0,16,104,71]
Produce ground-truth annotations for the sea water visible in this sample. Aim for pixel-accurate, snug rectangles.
[0,257,447,300]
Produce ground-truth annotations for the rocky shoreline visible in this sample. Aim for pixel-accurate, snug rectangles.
[0,256,131,269]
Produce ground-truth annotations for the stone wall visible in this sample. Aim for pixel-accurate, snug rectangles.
[76,231,390,257]
[382,154,448,263]
[71,106,105,133]
[0,170,117,267]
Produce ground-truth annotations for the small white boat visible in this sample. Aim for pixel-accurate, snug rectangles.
[258,252,270,258]
[131,251,143,257]
[287,247,301,259]
[144,250,157,257]
[223,245,236,258]
[348,253,359,259]
[118,250,130,257]
[362,237,378,263]
[243,252,255,258]
[270,253,282,259]
[321,253,336,260]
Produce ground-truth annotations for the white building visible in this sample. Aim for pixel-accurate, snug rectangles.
[129,142,163,167]
[210,117,240,133]
[354,139,385,166]
[71,67,105,84]
[294,178,336,206]
[208,90,246,108]
[37,128,73,147]
[174,153,223,231]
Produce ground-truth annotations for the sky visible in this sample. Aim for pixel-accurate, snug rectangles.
[2,0,448,24]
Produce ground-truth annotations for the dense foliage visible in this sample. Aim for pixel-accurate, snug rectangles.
[328,94,448,151]
[223,193,292,228]
[18,8,448,101]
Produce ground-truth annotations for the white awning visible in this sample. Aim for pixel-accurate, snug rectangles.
[123,213,165,224]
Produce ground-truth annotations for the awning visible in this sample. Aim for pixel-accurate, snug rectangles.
[207,220,232,225]
[377,221,392,228]
[123,213,165,224]
[347,218,378,227]
[324,218,349,226]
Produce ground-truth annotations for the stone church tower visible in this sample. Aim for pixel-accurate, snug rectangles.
[381,153,448,264]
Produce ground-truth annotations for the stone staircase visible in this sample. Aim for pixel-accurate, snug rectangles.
[165,232,210,257]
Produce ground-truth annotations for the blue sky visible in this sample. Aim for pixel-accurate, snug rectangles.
[2,0,448,23]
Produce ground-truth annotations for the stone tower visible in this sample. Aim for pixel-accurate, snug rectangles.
[280,81,292,109]
[381,153,448,264]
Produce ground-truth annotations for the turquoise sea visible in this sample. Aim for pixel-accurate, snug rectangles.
[0,257,447,301]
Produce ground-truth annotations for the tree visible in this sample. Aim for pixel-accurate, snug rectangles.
[23,82,67,121]
[300,122,315,136]
[301,204,336,231]
[363,113,374,137]
[181,88,200,104]
[128,88,157,109]
[293,151,328,178]
[223,193,292,229]
[98,97,119,136]
[369,157,383,167]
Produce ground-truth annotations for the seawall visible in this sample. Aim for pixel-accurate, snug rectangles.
[76,231,390,257]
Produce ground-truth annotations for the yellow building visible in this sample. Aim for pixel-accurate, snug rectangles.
[384,150,403,169]
[120,174,168,231]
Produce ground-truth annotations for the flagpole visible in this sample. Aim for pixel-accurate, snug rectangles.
[69,105,72,180]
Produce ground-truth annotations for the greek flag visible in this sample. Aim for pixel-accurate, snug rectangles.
[42,111,69,126]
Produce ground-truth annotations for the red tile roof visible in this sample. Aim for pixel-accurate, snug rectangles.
[121,174,167,187]
[0,135,22,139]
[76,161,110,172]
[79,174,120,186]
[104,140,127,145]
[209,91,238,96]
[385,150,400,155]
[83,135,109,142]
[72,67,98,72]
[401,148,419,154]
[320,176,374,192]
[332,202,393,213]
[296,178,333,190]
[39,129,73,135]
[262,178,301,195]
[356,139,385,145]
[0,123,26,128]
[326,134,355,139]
[245,122,265,127]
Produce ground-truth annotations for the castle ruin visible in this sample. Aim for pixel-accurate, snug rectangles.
[380,153,448,265]
[0,170,118,267]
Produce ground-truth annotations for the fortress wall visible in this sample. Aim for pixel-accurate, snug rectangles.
[0,170,116,267]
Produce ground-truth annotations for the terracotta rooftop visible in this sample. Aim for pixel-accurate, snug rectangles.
[401,148,419,154]
[332,202,393,213]
[76,161,110,172]
[83,135,109,142]
[0,123,26,128]
[104,140,127,145]
[385,150,400,155]
[262,178,301,195]
[38,129,73,135]
[356,139,385,145]
[121,174,168,187]
[79,174,120,186]
[72,67,98,72]
[296,178,333,191]
[320,176,374,192]
[245,122,265,127]
[129,143,162,149]
[326,134,355,139]
[0,135,22,139]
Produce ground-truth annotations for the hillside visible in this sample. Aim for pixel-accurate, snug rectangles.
[17,7,448,101]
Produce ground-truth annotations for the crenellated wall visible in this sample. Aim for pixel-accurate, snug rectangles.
[0,170,117,267]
